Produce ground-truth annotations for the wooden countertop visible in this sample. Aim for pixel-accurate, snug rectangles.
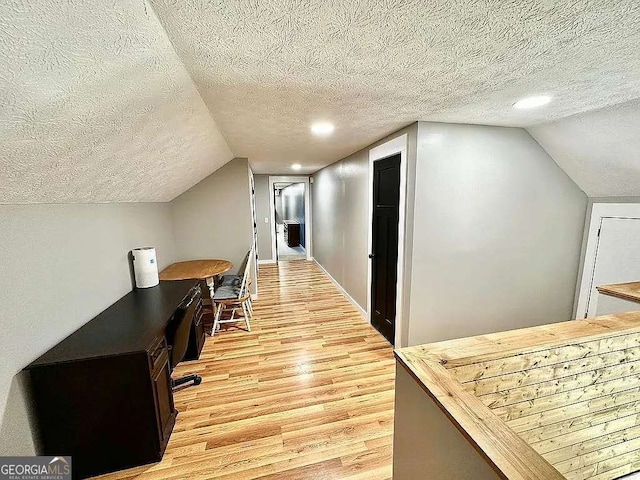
[597,281,640,303]
[159,259,233,281]
[395,311,640,480]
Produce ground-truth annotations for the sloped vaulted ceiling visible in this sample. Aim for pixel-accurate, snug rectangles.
[0,0,233,203]
[150,0,640,175]
[529,99,640,197]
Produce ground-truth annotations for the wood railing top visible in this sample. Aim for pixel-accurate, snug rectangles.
[597,281,640,304]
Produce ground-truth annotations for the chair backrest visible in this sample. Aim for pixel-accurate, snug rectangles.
[238,246,253,298]
[167,287,201,370]
[236,250,251,276]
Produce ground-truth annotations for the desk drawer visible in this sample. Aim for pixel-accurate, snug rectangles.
[149,337,168,373]
[185,298,206,361]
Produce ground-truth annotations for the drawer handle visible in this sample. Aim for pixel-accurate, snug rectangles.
[151,341,165,363]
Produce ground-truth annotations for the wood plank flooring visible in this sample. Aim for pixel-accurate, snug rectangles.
[93,260,395,480]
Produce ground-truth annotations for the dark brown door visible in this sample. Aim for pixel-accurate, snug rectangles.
[370,153,401,346]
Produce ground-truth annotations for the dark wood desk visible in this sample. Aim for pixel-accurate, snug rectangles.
[25,280,199,479]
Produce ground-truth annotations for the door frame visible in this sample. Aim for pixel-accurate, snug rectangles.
[576,203,640,318]
[367,134,408,347]
[268,175,312,262]
[247,168,259,298]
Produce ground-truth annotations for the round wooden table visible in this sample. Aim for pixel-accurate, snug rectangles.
[159,259,233,299]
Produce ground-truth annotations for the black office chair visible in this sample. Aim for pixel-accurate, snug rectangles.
[165,287,202,390]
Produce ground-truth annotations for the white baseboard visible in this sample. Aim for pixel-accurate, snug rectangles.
[313,259,366,317]
[258,259,276,265]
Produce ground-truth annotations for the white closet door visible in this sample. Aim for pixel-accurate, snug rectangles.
[586,217,640,317]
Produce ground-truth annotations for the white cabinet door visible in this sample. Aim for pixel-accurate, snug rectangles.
[586,217,640,317]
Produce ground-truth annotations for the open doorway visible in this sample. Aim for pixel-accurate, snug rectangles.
[274,182,306,261]
[269,176,312,262]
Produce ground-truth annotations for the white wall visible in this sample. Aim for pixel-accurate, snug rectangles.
[0,203,176,454]
[254,175,274,262]
[275,194,284,225]
[407,122,587,345]
[171,157,253,270]
[393,365,502,480]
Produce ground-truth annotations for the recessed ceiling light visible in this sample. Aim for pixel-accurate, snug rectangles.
[310,122,335,136]
[291,164,302,171]
[513,95,552,109]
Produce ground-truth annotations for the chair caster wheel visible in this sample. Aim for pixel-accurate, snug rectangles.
[194,376,202,385]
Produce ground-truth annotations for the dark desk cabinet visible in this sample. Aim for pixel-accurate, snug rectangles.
[184,295,205,360]
[25,280,198,479]
[149,337,175,446]
[283,221,301,247]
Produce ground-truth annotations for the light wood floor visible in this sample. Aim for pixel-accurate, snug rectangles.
[95,260,395,480]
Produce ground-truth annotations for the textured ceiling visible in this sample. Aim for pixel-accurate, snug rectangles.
[3,0,640,202]
[150,0,640,174]
[529,99,640,197]
[0,0,233,203]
